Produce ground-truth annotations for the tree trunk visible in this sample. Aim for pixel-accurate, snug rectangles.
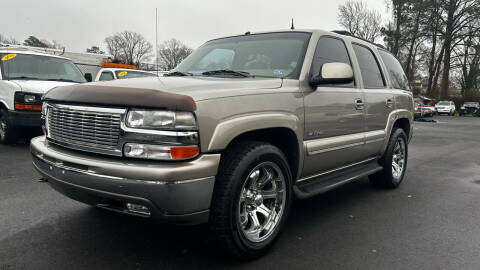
[426,0,440,96]
[392,0,403,56]
[439,0,456,100]
[433,45,445,97]
[404,13,421,81]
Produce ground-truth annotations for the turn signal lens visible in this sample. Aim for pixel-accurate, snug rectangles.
[170,146,199,160]
[14,104,42,111]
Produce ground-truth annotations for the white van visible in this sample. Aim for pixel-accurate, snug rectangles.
[0,50,86,144]
[94,68,159,81]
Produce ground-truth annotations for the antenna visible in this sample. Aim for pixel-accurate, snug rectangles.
[291,18,295,30]
[155,8,159,76]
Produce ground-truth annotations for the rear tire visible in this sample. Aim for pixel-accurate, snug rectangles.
[209,141,292,259]
[0,108,18,144]
[370,128,408,189]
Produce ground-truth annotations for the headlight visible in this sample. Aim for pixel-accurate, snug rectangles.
[14,92,42,111]
[24,94,37,103]
[125,110,197,130]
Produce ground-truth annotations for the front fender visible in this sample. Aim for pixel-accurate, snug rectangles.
[207,112,301,151]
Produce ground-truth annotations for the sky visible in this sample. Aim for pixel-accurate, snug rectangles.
[2,0,390,53]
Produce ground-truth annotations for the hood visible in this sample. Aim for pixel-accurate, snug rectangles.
[88,76,283,101]
[11,80,77,95]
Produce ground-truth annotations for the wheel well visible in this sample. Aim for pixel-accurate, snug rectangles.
[393,118,410,138]
[225,128,300,179]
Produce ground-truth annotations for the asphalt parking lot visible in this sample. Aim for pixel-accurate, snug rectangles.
[1,115,480,269]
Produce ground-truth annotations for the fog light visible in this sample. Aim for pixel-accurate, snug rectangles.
[126,203,151,216]
[124,143,199,160]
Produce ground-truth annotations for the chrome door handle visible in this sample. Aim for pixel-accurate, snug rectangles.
[386,98,394,108]
[355,98,364,110]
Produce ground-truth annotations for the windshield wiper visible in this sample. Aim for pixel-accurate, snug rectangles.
[164,71,194,77]
[202,69,251,77]
[8,76,42,81]
[47,78,78,83]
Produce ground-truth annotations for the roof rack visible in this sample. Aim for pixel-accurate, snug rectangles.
[331,30,386,49]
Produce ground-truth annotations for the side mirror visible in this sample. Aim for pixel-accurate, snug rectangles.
[84,73,93,82]
[309,62,354,87]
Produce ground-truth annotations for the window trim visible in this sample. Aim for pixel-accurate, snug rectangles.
[310,35,357,89]
[351,42,387,89]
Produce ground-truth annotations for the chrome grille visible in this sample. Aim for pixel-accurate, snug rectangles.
[46,104,125,156]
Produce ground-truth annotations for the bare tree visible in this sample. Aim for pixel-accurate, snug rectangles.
[439,0,480,99]
[157,39,193,70]
[86,46,105,54]
[338,0,383,42]
[104,31,153,66]
[0,34,19,45]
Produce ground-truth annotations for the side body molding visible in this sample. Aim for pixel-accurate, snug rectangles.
[207,113,302,152]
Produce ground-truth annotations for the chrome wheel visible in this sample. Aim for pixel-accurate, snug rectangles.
[0,116,6,141]
[392,137,406,181]
[238,161,286,243]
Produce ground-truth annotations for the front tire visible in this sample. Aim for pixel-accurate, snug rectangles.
[0,108,18,144]
[370,128,408,189]
[209,141,292,259]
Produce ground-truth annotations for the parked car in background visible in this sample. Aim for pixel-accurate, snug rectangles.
[414,103,434,118]
[0,50,85,144]
[93,68,158,81]
[435,101,456,115]
[419,104,436,116]
[414,103,425,119]
[459,102,480,117]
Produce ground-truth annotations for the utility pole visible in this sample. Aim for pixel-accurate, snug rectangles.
[155,8,158,75]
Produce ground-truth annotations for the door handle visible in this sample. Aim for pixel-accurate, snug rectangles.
[386,98,394,108]
[355,98,364,110]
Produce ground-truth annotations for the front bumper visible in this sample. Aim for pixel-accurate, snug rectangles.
[31,136,221,225]
[436,108,451,113]
[8,110,42,127]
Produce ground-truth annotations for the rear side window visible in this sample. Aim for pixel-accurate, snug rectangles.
[310,37,354,88]
[378,50,410,90]
[352,44,385,89]
[99,71,114,81]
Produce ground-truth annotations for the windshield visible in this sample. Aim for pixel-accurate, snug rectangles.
[0,53,86,83]
[174,32,311,78]
[437,101,449,105]
[115,70,157,79]
[464,102,478,106]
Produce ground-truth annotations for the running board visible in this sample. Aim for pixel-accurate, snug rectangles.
[294,160,383,199]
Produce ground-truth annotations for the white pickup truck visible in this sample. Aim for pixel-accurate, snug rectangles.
[93,68,158,81]
[0,50,86,143]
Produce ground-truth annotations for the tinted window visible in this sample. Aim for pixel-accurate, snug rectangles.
[352,44,385,88]
[311,37,354,87]
[379,50,410,90]
[99,71,114,81]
